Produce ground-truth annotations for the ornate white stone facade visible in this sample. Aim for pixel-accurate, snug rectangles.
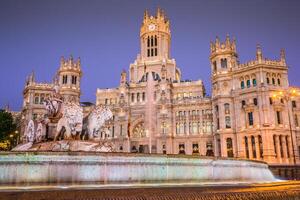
[22,8,300,165]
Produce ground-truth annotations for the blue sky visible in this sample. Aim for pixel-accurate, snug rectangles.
[0,0,299,110]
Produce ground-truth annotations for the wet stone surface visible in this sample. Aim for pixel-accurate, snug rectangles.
[0,181,300,200]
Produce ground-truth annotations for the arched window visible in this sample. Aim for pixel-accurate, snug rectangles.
[213,61,217,71]
[272,78,275,85]
[267,77,270,84]
[142,92,145,101]
[40,95,45,104]
[253,98,258,106]
[241,81,245,89]
[277,78,281,85]
[252,79,257,86]
[221,58,227,68]
[154,35,157,46]
[245,136,249,158]
[246,80,251,88]
[34,96,39,104]
[241,100,246,107]
[151,36,153,47]
[224,103,230,114]
[226,138,234,157]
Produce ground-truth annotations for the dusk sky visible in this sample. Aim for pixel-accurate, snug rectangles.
[0,0,300,111]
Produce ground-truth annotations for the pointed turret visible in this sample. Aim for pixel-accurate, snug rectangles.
[280,48,286,64]
[120,69,127,85]
[256,44,263,63]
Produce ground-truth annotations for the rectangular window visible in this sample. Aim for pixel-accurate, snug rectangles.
[277,111,282,124]
[147,49,150,57]
[248,112,254,126]
[142,92,145,101]
[253,98,258,106]
[192,143,199,154]
[131,93,134,102]
[292,100,297,108]
[221,58,227,68]
[179,143,185,154]
[225,116,231,128]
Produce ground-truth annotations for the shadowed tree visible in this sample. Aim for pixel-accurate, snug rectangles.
[0,109,16,150]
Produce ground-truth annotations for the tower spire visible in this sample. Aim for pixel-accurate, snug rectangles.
[280,48,286,64]
[256,44,263,62]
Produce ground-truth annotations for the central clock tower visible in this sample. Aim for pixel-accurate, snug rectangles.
[140,8,171,60]
[129,8,181,83]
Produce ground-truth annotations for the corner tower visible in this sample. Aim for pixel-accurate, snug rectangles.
[210,35,238,158]
[210,35,238,97]
[140,8,171,60]
[57,56,82,103]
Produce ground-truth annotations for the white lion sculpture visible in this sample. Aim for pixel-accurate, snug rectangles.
[24,119,35,143]
[54,102,83,141]
[84,105,113,140]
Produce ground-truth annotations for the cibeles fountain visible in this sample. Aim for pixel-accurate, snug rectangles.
[0,85,276,186]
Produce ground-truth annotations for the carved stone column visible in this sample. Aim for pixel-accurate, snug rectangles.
[275,135,281,163]
[248,136,253,159]
[281,135,288,163]
[287,136,294,164]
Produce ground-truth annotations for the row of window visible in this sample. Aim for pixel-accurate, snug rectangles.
[178,142,214,156]
[244,135,263,159]
[176,121,212,134]
[176,109,212,117]
[212,58,228,71]
[147,35,158,57]
[273,135,291,158]
[62,75,78,85]
[174,92,197,99]
[241,98,258,107]
[241,79,257,89]
[240,78,282,89]
[104,98,117,105]
[34,93,49,104]
[131,92,146,102]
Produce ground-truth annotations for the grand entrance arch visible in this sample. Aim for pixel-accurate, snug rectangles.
[130,121,150,153]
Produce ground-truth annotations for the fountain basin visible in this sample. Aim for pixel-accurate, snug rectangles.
[0,152,276,185]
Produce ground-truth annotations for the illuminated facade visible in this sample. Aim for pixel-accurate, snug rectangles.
[21,8,300,165]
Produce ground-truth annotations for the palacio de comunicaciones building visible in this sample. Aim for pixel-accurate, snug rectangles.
[22,8,300,166]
